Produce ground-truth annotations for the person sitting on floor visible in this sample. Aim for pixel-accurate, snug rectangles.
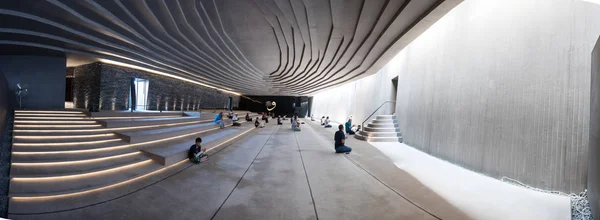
[245,113,252,122]
[320,116,325,125]
[214,112,225,129]
[188,137,209,164]
[232,114,241,126]
[262,112,269,123]
[324,116,332,128]
[277,116,282,125]
[352,125,361,133]
[293,116,301,131]
[345,119,356,135]
[255,117,260,128]
[334,125,352,154]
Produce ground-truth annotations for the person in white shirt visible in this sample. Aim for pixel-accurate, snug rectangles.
[232,114,241,126]
[320,116,325,125]
[324,116,332,128]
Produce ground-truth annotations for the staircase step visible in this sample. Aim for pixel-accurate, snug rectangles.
[12,133,117,143]
[358,131,400,137]
[8,160,161,197]
[365,136,403,142]
[12,138,124,150]
[364,127,399,132]
[371,119,395,124]
[10,153,148,178]
[11,147,140,163]
[116,122,220,144]
[375,115,396,120]
[367,123,398,128]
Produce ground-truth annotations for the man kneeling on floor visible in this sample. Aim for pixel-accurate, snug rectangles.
[188,137,208,164]
[334,124,352,154]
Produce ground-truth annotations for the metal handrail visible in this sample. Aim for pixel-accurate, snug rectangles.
[361,101,396,130]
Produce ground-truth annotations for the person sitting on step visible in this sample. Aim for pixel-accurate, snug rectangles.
[232,114,241,126]
[188,137,208,164]
[334,124,352,154]
[245,113,252,122]
[324,116,332,128]
[214,112,225,129]
[345,119,356,135]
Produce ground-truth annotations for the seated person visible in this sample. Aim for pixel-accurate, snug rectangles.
[320,116,325,125]
[214,112,225,129]
[262,113,269,123]
[352,125,361,133]
[324,116,332,128]
[232,114,241,126]
[345,119,356,135]
[255,117,260,128]
[334,125,352,154]
[277,116,282,125]
[293,116,301,131]
[311,114,315,121]
[245,113,252,121]
[227,111,233,119]
[188,137,209,164]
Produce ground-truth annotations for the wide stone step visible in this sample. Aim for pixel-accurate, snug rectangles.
[116,122,223,144]
[143,123,253,166]
[12,138,125,151]
[371,119,395,124]
[358,131,400,137]
[12,133,118,144]
[367,123,398,128]
[363,127,399,132]
[10,153,148,178]
[10,147,139,163]
[99,116,210,128]
[365,136,403,142]
[8,160,161,197]
[375,115,396,120]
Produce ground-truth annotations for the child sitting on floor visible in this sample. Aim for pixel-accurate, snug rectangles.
[188,137,208,164]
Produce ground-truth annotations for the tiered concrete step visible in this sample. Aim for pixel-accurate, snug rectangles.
[8,109,257,201]
[355,115,403,142]
[143,122,254,166]
[99,116,209,128]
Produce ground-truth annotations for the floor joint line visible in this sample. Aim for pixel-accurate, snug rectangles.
[293,128,320,220]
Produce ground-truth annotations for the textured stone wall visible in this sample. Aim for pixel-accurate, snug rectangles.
[73,63,101,111]
[72,62,239,111]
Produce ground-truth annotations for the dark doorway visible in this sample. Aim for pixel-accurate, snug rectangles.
[391,76,398,114]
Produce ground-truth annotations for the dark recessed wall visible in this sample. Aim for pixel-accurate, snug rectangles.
[0,70,9,145]
[72,62,239,111]
[239,96,309,117]
[0,56,66,109]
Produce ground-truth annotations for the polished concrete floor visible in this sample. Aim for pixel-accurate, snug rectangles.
[10,121,470,220]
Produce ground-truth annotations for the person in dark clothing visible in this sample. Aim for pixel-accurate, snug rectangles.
[277,116,282,125]
[245,113,252,122]
[255,117,260,128]
[188,137,208,164]
[334,124,352,154]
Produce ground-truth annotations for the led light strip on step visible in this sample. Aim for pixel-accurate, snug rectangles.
[12,139,122,147]
[14,111,84,114]
[11,120,213,133]
[11,160,154,181]
[10,127,256,200]
[14,120,97,124]
[15,114,87,117]
[14,124,102,128]
[11,152,142,166]
[13,133,115,140]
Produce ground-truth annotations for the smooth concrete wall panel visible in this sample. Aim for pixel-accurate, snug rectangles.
[0,56,66,109]
[311,57,400,125]
[589,36,600,219]
[393,0,600,193]
[312,0,600,193]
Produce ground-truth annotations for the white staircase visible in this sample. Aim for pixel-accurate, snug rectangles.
[355,115,402,142]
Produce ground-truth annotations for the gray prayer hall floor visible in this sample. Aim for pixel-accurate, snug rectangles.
[10,120,472,220]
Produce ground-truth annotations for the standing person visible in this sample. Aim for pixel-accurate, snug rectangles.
[214,112,225,129]
[188,137,208,164]
[324,116,332,128]
[334,125,352,154]
[345,119,356,135]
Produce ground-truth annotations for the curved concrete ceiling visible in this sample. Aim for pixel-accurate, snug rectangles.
[0,0,460,95]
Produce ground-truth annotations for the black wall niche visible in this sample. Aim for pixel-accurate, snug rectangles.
[0,56,66,109]
[239,96,309,117]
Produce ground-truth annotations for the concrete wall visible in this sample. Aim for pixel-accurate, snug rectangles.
[311,59,399,125]
[0,70,9,145]
[312,0,600,193]
[72,63,240,111]
[0,56,66,109]
[589,36,600,219]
